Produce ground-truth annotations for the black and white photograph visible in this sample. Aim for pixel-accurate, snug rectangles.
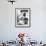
[15,8,31,28]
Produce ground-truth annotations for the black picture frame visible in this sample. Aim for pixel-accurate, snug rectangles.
[15,8,31,28]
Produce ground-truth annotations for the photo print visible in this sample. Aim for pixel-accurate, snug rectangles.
[15,8,31,28]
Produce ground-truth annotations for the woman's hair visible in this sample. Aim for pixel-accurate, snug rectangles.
[23,13,26,17]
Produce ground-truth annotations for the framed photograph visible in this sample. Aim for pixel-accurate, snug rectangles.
[15,8,31,28]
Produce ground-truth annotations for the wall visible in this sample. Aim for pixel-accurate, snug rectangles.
[0,0,46,42]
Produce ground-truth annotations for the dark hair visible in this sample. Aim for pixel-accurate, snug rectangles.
[23,13,26,17]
